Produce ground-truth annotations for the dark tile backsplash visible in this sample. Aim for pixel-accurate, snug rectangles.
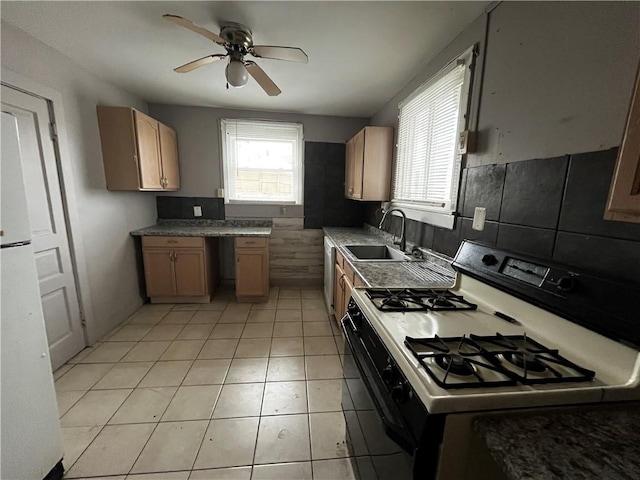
[462,164,505,220]
[433,221,463,258]
[371,148,640,284]
[156,196,225,220]
[553,232,640,284]
[461,218,499,245]
[558,148,640,241]
[304,142,364,229]
[500,155,568,229]
[496,224,555,259]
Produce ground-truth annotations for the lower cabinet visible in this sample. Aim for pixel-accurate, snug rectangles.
[141,236,218,302]
[333,252,364,323]
[235,237,270,301]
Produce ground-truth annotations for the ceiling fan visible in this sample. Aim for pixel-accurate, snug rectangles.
[164,14,308,96]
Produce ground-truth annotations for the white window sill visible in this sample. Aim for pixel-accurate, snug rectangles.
[383,202,456,229]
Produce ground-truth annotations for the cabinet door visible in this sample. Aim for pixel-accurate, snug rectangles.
[174,249,207,296]
[236,248,268,297]
[143,249,175,297]
[345,138,355,198]
[134,111,163,190]
[605,63,640,223]
[159,123,180,190]
[334,263,344,321]
[352,130,365,199]
[343,277,353,318]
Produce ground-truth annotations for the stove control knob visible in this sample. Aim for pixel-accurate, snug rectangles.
[481,254,497,266]
[557,276,577,292]
[391,382,409,404]
[381,365,395,383]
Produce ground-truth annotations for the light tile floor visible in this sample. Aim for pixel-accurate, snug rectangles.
[55,287,367,480]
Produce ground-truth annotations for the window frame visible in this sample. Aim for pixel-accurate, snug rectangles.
[220,118,304,206]
[389,46,476,229]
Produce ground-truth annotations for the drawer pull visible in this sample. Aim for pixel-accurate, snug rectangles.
[245,241,256,244]
[167,240,178,244]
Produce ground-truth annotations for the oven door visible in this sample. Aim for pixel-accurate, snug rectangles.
[341,311,417,455]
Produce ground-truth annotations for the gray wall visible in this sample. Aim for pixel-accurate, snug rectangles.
[1,22,156,343]
[148,103,368,218]
[367,1,640,281]
[371,2,640,168]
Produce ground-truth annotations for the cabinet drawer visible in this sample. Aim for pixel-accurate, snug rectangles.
[336,250,344,269]
[235,237,268,248]
[142,236,204,248]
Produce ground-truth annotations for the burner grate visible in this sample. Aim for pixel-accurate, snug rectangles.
[405,333,596,389]
[366,288,477,313]
[470,333,596,385]
[404,335,516,389]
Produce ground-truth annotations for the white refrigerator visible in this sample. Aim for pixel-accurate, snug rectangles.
[1,112,65,479]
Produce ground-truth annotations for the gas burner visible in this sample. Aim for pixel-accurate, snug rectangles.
[382,295,407,309]
[404,335,515,389]
[405,333,596,389]
[366,288,477,312]
[500,352,548,373]
[436,354,476,376]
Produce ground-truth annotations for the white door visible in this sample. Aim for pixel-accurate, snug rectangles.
[1,85,85,369]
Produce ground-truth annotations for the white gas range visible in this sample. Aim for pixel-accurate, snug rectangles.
[340,240,640,480]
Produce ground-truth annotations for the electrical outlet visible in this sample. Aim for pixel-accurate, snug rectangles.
[216,188,225,198]
[193,205,202,217]
[472,207,486,231]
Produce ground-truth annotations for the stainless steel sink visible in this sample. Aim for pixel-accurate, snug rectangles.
[344,245,410,261]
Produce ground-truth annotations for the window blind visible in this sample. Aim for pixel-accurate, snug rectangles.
[393,61,467,212]
[221,119,303,204]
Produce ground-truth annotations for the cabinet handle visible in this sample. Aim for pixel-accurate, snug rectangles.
[167,240,178,244]
[174,251,177,263]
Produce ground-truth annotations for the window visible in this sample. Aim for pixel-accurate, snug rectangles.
[221,119,303,204]
[392,47,475,228]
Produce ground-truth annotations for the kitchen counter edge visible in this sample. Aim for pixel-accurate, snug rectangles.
[130,225,272,237]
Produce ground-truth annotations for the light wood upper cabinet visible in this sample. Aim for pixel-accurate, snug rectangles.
[605,62,640,223]
[97,106,180,191]
[159,123,180,190]
[344,126,393,201]
[235,238,270,300]
[134,111,163,190]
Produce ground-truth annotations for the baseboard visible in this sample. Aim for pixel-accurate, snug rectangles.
[270,278,323,288]
[151,295,211,304]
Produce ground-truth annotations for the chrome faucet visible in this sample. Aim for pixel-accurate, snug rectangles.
[378,208,407,253]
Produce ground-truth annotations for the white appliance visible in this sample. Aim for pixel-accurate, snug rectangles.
[1,112,65,480]
[323,235,335,314]
[340,240,640,479]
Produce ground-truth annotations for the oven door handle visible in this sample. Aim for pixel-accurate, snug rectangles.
[341,314,416,453]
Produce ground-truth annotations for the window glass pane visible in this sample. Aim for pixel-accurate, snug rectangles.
[393,49,472,214]
[221,120,303,204]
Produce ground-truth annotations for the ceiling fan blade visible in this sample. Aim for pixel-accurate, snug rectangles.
[174,54,227,73]
[163,14,226,45]
[245,61,281,96]
[251,46,308,64]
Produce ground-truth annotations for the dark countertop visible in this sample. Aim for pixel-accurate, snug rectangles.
[323,227,455,288]
[474,403,640,480]
[130,219,272,237]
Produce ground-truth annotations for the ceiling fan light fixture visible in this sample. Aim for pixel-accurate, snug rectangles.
[225,59,249,87]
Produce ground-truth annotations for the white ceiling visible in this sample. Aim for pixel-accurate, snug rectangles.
[1,1,488,118]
